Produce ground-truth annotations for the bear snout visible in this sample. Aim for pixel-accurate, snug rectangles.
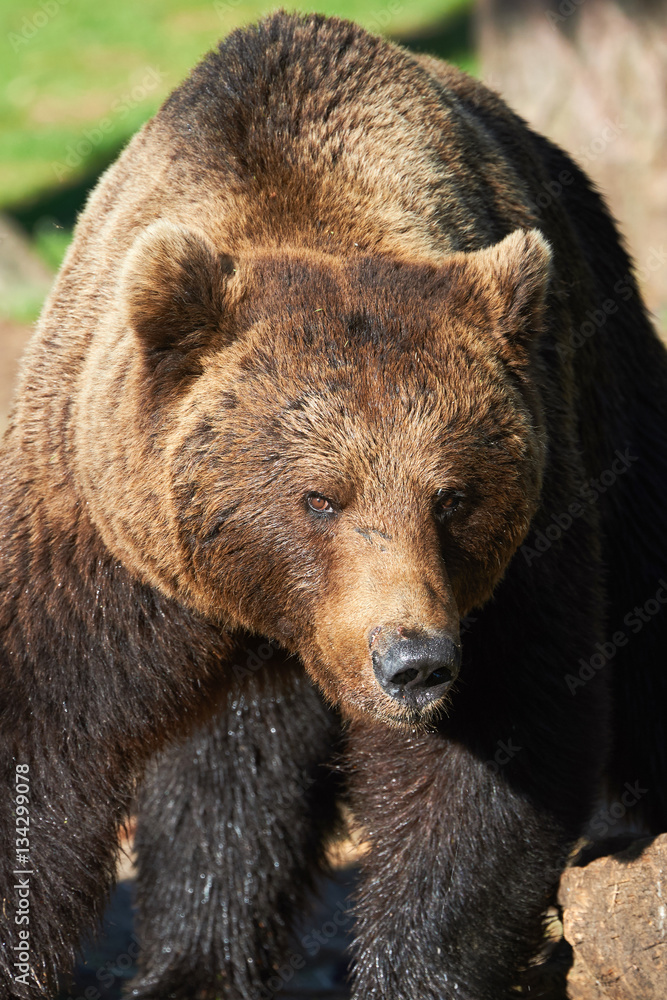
[371,630,461,706]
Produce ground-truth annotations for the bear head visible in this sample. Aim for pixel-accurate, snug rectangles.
[77,222,551,727]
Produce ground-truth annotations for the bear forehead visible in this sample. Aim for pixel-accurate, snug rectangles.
[167,247,538,483]
[208,249,508,389]
[203,311,513,429]
[234,249,491,329]
[193,330,529,485]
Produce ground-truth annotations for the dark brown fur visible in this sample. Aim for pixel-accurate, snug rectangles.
[1,12,666,1000]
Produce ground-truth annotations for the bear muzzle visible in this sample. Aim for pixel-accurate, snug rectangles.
[371,629,461,708]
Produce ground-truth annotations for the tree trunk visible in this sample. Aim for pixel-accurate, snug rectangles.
[477,0,667,332]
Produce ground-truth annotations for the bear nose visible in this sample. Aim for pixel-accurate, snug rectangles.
[371,631,461,705]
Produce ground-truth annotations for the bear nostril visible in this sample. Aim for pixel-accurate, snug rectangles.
[391,664,453,690]
[391,667,420,686]
[422,666,453,689]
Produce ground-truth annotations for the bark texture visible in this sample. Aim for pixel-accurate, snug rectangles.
[558,835,667,998]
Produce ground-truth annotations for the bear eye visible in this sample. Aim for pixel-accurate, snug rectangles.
[306,493,337,515]
[434,488,464,522]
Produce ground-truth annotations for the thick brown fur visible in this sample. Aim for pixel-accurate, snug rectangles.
[1,12,666,1000]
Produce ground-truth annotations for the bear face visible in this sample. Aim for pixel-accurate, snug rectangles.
[78,222,551,726]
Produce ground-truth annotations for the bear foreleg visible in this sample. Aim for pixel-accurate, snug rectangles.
[131,661,342,1000]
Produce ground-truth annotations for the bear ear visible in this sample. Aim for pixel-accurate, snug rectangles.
[120,220,238,356]
[458,228,553,358]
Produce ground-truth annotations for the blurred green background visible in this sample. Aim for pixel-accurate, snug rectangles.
[1,0,473,320]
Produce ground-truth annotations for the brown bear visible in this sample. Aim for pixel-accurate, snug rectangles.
[1,11,666,1000]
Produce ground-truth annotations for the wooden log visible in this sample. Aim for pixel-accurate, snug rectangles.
[557,834,666,999]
